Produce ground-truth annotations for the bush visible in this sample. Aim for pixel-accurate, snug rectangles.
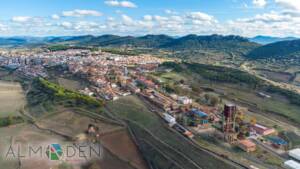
[0,116,24,127]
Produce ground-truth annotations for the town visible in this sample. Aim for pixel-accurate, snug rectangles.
[0,48,299,169]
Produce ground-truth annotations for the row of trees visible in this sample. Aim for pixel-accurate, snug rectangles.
[37,78,104,107]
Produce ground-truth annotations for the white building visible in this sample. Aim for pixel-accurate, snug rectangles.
[289,148,300,161]
[177,96,192,105]
[163,113,176,126]
[284,160,300,169]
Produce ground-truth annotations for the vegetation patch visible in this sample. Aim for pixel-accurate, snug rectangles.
[0,116,24,127]
[161,62,263,87]
[266,85,300,106]
[31,78,103,108]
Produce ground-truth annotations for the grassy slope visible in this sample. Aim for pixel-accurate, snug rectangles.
[107,95,239,169]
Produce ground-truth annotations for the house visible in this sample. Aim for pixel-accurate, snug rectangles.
[177,96,193,105]
[127,82,141,93]
[238,139,256,152]
[251,124,276,136]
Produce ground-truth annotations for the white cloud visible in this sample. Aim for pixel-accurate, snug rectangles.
[253,0,267,8]
[51,14,60,20]
[275,0,300,10]
[121,14,136,26]
[105,0,137,8]
[237,11,293,23]
[186,12,215,21]
[143,15,153,21]
[0,23,8,31]
[186,12,217,25]
[60,22,73,29]
[11,16,32,22]
[3,6,300,37]
[74,21,103,32]
[227,10,300,36]
[165,9,177,15]
[62,9,102,17]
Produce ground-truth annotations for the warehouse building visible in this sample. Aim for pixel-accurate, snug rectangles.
[289,148,300,162]
[238,139,256,152]
[284,160,300,169]
[251,124,276,136]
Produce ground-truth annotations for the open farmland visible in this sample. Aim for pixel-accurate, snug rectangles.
[0,76,149,169]
[0,80,26,117]
[57,77,85,91]
[37,109,124,137]
[0,106,149,169]
[255,69,293,83]
[101,130,149,169]
[0,124,70,169]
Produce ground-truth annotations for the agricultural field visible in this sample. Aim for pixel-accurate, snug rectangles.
[255,69,293,83]
[101,130,149,169]
[0,124,69,169]
[37,110,124,137]
[0,106,148,169]
[0,74,148,169]
[0,80,26,118]
[57,77,85,91]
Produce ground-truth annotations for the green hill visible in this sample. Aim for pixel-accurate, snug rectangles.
[247,39,300,60]
[46,34,259,58]
[162,34,259,54]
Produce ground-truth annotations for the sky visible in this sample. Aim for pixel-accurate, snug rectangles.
[0,0,300,37]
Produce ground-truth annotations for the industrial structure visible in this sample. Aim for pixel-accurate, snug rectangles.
[222,103,238,143]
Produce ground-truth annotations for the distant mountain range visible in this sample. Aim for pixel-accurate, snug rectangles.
[0,34,259,56]
[249,36,298,45]
[1,34,300,61]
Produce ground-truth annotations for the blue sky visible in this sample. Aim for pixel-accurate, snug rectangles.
[0,0,299,37]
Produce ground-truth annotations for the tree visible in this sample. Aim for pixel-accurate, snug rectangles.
[210,96,219,106]
[204,93,220,106]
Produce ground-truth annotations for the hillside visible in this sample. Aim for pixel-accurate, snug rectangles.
[247,39,300,60]
[249,36,298,45]
[0,34,259,55]
[162,34,259,53]
[0,37,27,46]
[54,34,259,54]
